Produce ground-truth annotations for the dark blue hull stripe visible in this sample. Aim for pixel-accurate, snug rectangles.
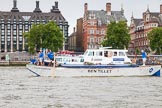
[60,64,139,68]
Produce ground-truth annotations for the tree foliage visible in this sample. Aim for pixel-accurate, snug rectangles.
[102,21,130,49]
[148,27,162,54]
[24,21,63,54]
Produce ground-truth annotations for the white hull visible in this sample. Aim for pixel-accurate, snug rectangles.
[26,64,161,77]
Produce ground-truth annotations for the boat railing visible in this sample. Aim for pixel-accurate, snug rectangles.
[128,55,162,65]
[99,47,112,49]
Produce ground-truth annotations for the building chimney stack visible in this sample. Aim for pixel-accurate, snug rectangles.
[11,0,19,12]
[33,1,42,13]
[84,3,88,13]
[160,4,162,14]
[55,1,58,9]
[13,0,17,8]
[106,3,111,15]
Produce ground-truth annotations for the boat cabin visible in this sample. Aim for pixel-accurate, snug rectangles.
[83,47,131,64]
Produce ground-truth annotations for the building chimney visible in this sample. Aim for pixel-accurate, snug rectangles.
[13,0,17,8]
[106,3,111,15]
[55,1,58,9]
[84,3,88,13]
[11,0,19,12]
[50,1,60,13]
[36,1,39,8]
[160,4,162,14]
[33,1,42,13]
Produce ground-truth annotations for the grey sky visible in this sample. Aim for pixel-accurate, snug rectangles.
[0,0,161,34]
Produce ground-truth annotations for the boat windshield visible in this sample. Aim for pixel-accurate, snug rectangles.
[83,50,88,56]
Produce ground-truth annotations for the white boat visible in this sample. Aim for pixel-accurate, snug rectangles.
[26,47,161,77]
[26,64,161,77]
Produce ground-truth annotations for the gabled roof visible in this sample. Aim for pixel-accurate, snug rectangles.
[86,10,127,25]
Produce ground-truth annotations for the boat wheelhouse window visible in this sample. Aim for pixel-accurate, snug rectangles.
[113,52,117,56]
[119,52,125,56]
[80,59,84,62]
[88,51,94,56]
[100,51,102,56]
[104,51,108,57]
[96,51,102,56]
[56,58,62,62]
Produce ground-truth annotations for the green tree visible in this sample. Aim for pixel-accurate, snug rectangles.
[102,21,130,49]
[24,21,63,54]
[148,27,162,54]
[42,21,63,51]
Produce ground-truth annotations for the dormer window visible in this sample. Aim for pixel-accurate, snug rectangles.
[98,20,102,26]
[89,13,96,19]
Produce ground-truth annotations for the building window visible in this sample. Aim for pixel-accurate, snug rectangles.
[25,25,28,30]
[19,24,22,29]
[13,30,17,35]
[96,30,99,34]
[13,24,17,29]
[90,21,95,26]
[7,24,11,29]
[7,30,11,35]
[13,37,17,41]
[90,29,94,34]
[101,30,105,35]
[98,20,102,26]
[1,24,4,29]
[19,31,22,35]
[36,20,40,24]
[59,25,63,29]
[7,37,11,41]
[19,37,22,41]
[1,30,5,35]
[90,37,94,42]
[1,37,4,41]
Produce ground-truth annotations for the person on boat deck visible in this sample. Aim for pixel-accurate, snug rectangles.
[39,50,44,66]
[47,50,54,66]
[30,57,37,65]
[141,50,147,66]
[131,57,137,65]
[114,52,117,56]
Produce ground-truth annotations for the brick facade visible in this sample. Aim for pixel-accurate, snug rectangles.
[129,5,162,54]
[82,3,127,51]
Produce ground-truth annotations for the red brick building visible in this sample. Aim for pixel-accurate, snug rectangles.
[82,3,127,51]
[129,5,162,54]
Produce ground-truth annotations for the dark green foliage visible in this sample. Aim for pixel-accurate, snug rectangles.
[148,27,162,54]
[24,21,63,54]
[102,21,130,49]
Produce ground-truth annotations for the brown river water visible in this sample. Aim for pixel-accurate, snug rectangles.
[0,67,162,108]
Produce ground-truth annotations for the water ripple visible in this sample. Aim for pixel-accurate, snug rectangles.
[0,67,162,108]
